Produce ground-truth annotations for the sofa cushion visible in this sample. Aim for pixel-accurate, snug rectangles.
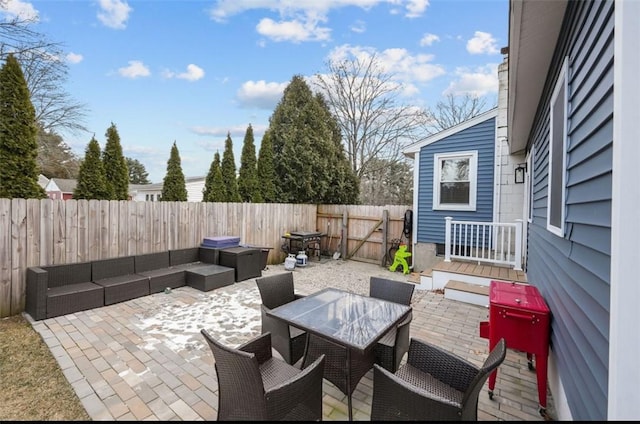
[47,282,104,318]
[135,252,170,273]
[169,248,200,266]
[198,247,219,264]
[140,268,187,294]
[92,256,136,280]
[94,274,149,305]
[44,262,93,288]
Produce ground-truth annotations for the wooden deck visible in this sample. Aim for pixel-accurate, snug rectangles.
[426,259,528,284]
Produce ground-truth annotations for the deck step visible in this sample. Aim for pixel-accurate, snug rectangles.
[444,280,489,307]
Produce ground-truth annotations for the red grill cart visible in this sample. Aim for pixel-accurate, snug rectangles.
[479,280,550,416]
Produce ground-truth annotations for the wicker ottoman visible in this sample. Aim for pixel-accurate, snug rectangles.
[186,264,235,291]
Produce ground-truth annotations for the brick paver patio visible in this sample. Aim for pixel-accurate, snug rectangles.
[26,259,555,421]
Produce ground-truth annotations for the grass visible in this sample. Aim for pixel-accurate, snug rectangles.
[0,314,91,421]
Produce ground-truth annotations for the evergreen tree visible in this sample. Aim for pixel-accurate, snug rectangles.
[126,157,150,184]
[203,151,225,202]
[102,122,129,200]
[74,136,110,199]
[315,93,360,204]
[256,131,276,203]
[0,53,46,199]
[221,132,241,202]
[237,124,260,202]
[266,74,354,203]
[161,141,187,201]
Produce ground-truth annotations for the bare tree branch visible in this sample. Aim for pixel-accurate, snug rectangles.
[426,93,488,132]
[314,53,430,179]
[0,13,88,135]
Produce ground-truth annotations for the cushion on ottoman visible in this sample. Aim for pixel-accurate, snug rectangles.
[186,264,235,292]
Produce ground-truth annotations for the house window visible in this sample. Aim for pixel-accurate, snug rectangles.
[547,57,568,236]
[433,151,478,211]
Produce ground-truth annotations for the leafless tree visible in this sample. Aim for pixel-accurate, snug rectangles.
[0,12,88,134]
[314,53,430,180]
[426,93,488,133]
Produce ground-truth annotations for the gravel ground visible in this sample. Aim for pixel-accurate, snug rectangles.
[260,256,429,303]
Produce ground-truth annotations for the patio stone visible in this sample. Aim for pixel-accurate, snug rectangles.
[27,259,555,421]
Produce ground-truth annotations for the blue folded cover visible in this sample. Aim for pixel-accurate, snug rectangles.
[202,236,240,248]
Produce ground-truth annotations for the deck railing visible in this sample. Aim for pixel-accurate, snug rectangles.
[444,217,523,270]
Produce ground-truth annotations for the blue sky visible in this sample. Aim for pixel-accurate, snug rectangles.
[2,0,508,184]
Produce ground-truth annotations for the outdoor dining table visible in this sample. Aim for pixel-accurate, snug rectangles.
[266,287,412,420]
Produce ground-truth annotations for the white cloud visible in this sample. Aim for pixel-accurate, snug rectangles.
[443,64,499,97]
[209,1,378,22]
[256,15,331,43]
[328,44,446,89]
[118,60,150,79]
[191,124,268,140]
[350,19,366,34]
[405,0,428,18]
[97,0,132,30]
[1,0,38,20]
[163,64,205,82]
[236,80,288,109]
[208,1,427,25]
[419,33,439,47]
[66,52,83,64]
[466,31,499,55]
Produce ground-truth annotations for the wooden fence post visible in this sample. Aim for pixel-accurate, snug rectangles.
[341,210,348,259]
[381,210,389,267]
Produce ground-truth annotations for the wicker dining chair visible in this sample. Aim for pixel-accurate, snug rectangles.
[371,337,507,421]
[200,330,325,421]
[255,272,307,365]
[369,276,415,372]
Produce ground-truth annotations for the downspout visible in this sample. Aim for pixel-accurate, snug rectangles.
[494,136,505,224]
[410,152,420,271]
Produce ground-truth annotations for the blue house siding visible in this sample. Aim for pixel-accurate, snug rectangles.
[416,116,495,245]
[526,0,613,420]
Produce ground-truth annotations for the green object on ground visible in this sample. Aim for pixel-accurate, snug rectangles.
[389,244,412,274]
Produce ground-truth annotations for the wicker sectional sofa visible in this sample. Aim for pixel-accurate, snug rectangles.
[25,246,247,321]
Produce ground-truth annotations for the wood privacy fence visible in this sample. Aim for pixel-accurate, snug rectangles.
[0,199,410,317]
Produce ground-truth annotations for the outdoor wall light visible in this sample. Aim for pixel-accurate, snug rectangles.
[515,163,527,184]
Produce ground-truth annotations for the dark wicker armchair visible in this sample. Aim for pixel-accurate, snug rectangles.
[255,272,307,365]
[200,330,325,421]
[369,276,415,372]
[371,337,507,421]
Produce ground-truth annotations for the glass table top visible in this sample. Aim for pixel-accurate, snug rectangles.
[267,287,412,353]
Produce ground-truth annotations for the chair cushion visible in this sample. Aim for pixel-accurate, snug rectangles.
[395,363,464,408]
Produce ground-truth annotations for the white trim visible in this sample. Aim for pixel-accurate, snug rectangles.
[432,151,478,211]
[546,57,568,237]
[403,109,498,157]
[526,144,535,223]
[609,1,640,419]
[411,152,421,263]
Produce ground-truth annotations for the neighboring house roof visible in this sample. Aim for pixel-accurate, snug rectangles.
[128,176,206,201]
[38,174,49,189]
[45,178,77,193]
[130,182,163,192]
[403,108,498,158]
